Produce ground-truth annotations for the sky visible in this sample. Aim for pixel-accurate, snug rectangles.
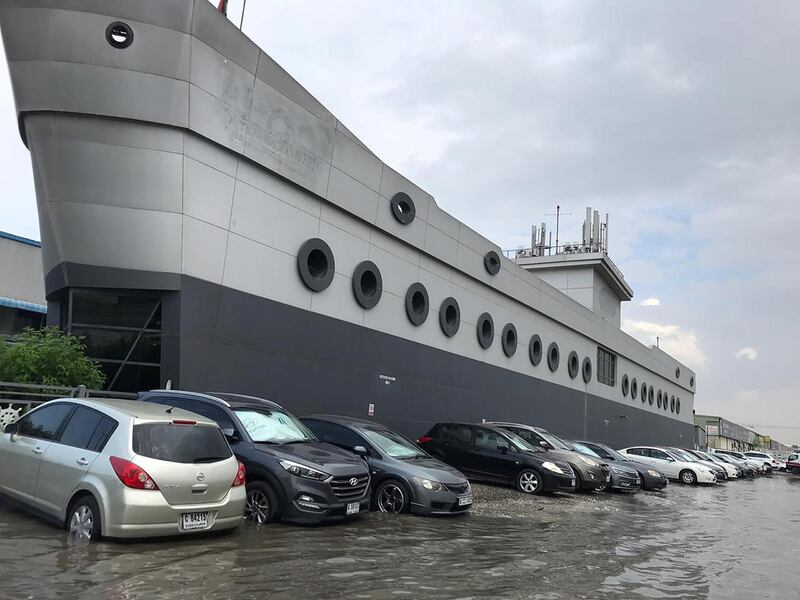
[1,1,798,444]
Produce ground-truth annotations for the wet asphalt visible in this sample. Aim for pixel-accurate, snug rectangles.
[0,475,798,600]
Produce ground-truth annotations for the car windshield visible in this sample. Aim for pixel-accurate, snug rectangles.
[361,428,426,459]
[663,449,690,462]
[234,409,316,444]
[535,429,572,451]
[571,442,601,459]
[504,430,541,453]
[670,449,696,462]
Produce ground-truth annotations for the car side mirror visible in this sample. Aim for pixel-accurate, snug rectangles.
[221,427,237,441]
[539,440,551,449]
[497,445,509,454]
[353,445,369,457]
[4,422,18,436]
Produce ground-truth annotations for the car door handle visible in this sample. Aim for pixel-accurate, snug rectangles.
[32,447,43,455]
[76,458,90,466]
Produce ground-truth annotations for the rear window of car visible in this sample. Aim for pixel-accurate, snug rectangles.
[132,422,232,464]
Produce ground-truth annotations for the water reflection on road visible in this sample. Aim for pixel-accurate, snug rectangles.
[1,476,798,599]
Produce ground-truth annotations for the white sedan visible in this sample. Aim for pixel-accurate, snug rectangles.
[618,446,717,485]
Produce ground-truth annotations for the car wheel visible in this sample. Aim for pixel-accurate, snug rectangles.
[596,478,611,492]
[66,494,101,542]
[516,469,543,495]
[680,469,697,485]
[244,481,278,524]
[375,480,410,513]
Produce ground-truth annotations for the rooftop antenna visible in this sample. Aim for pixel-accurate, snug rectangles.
[545,205,571,253]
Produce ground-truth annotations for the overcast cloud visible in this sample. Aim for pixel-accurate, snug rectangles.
[1,0,798,443]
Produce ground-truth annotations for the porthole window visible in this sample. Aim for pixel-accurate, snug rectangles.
[567,351,579,379]
[641,382,648,403]
[676,398,681,414]
[547,342,560,372]
[675,366,681,379]
[582,357,592,383]
[390,192,416,225]
[501,323,517,357]
[670,395,676,413]
[657,390,662,409]
[106,22,134,49]
[529,334,543,366]
[630,378,638,400]
[404,283,429,326]
[351,261,382,309]
[297,238,335,292]
[648,386,654,406]
[621,374,630,397]
[484,251,501,275]
[689,375,695,388]
[476,313,494,349]
[439,297,460,337]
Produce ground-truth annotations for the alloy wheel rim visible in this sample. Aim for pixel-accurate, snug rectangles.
[245,490,271,523]
[69,505,94,541]
[519,472,540,493]
[378,484,405,512]
[682,472,695,484]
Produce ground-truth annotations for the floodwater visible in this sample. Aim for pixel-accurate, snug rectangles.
[1,476,798,600]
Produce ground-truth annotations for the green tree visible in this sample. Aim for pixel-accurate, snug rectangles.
[0,327,105,389]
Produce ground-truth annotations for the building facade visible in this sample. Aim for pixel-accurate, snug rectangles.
[0,231,46,337]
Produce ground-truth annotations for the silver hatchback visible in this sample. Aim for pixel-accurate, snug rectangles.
[0,398,246,540]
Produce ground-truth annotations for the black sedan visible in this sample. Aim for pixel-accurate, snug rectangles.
[416,422,576,495]
[576,440,669,491]
[302,415,473,515]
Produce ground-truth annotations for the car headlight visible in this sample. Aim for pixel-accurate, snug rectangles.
[542,461,565,474]
[577,455,599,467]
[412,476,445,491]
[279,459,331,482]
[610,466,630,475]
[646,470,661,477]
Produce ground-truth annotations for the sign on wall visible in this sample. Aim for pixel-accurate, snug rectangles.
[706,425,719,435]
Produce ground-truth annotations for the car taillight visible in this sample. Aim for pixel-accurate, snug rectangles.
[110,456,159,490]
[417,436,433,444]
[172,419,197,425]
[232,461,246,487]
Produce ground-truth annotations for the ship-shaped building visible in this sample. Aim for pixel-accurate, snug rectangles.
[0,0,696,445]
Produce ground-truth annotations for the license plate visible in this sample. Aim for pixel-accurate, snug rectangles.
[571,478,576,486]
[458,495,473,506]
[181,512,209,531]
[605,475,611,482]
[346,502,360,515]
[621,482,630,487]
[636,479,641,485]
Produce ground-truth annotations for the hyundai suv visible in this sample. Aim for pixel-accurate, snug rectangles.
[139,391,370,524]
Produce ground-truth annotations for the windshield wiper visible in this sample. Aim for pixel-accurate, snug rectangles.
[193,456,226,463]
[283,439,311,444]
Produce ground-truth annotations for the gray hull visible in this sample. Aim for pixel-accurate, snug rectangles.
[0,0,696,445]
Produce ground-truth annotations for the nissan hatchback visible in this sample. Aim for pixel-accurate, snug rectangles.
[0,399,246,541]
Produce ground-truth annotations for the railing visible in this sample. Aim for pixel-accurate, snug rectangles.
[0,381,137,417]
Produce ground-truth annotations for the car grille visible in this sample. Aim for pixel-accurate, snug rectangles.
[444,482,470,494]
[329,474,370,500]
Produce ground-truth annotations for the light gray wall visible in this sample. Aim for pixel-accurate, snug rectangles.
[0,235,44,305]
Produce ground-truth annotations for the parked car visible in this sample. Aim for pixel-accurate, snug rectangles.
[786,453,800,475]
[618,446,717,484]
[743,451,784,471]
[301,415,472,515]
[139,391,370,524]
[416,422,576,495]
[0,398,246,540]
[711,453,757,478]
[568,441,640,492]
[575,440,668,491]
[712,450,769,474]
[487,422,610,492]
[684,449,739,479]
[666,448,728,481]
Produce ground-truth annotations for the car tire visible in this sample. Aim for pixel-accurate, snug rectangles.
[244,481,279,524]
[66,494,102,542]
[516,469,543,495]
[680,469,697,485]
[596,478,611,493]
[375,479,410,513]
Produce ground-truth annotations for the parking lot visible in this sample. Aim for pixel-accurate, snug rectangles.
[0,475,797,600]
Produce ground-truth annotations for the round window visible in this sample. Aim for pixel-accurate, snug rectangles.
[106,22,134,49]
[621,374,630,397]
[675,366,681,379]
[657,390,662,409]
[297,238,335,292]
[567,351,579,379]
[582,357,592,383]
[670,395,676,413]
[484,251,501,275]
[439,297,461,337]
[351,261,382,309]
[501,323,517,357]
[529,334,543,366]
[547,342,560,372]
[404,283,429,326]
[648,386,654,405]
[676,398,681,414]
[641,383,648,403]
[390,192,416,225]
[630,378,638,400]
[476,313,494,349]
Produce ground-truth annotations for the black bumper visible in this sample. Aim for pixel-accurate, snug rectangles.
[541,470,577,492]
[609,471,641,491]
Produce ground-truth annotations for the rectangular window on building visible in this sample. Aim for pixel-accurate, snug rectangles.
[597,347,617,386]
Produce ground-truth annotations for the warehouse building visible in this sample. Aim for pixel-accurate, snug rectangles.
[0,231,46,337]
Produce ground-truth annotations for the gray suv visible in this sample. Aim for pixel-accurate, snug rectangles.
[0,399,246,540]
